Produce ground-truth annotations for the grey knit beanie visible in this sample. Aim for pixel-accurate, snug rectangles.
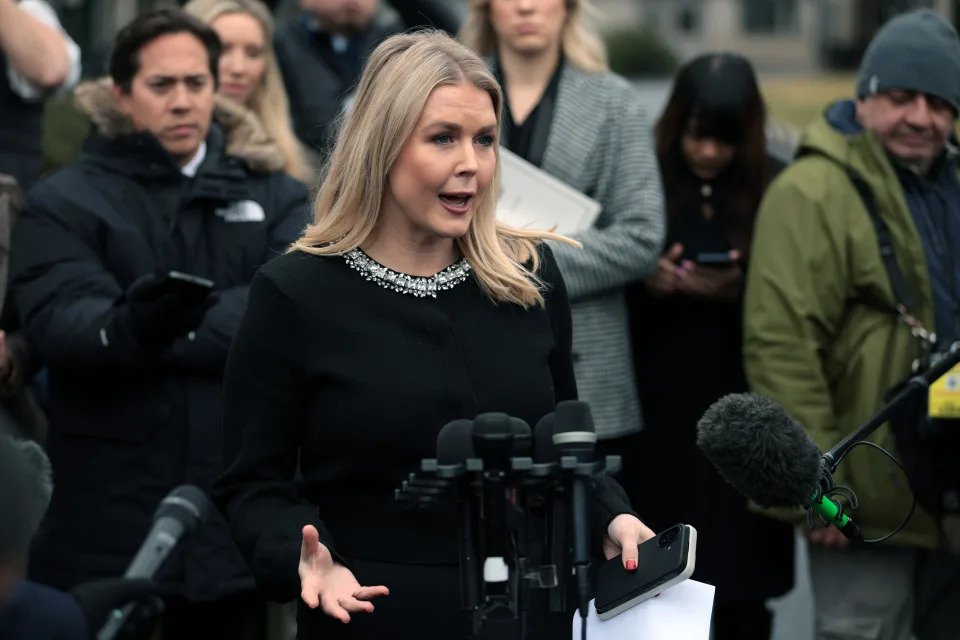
[856,9,960,113]
[0,434,52,562]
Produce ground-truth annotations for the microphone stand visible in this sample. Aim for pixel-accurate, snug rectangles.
[811,341,960,540]
[822,341,960,472]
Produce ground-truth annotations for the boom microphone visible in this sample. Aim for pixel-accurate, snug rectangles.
[697,393,862,541]
[696,393,820,508]
[97,485,211,639]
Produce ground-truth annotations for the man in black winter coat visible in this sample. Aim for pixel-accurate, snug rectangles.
[8,9,310,639]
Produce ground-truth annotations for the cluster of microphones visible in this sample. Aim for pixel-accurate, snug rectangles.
[396,400,617,634]
[394,393,888,637]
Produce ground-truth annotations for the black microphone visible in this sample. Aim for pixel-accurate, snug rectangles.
[696,393,862,540]
[472,413,530,588]
[97,485,211,640]
[472,412,530,467]
[552,400,597,622]
[437,418,476,464]
[532,412,556,463]
[432,418,482,611]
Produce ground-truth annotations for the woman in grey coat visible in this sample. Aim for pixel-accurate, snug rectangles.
[460,0,665,447]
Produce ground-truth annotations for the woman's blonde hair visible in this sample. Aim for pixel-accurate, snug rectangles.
[184,0,312,183]
[291,31,575,308]
[459,0,608,73]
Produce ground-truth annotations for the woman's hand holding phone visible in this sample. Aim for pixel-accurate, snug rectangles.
[298,525,389,623]
[676,249,743,300]
[595,524,698,620]
[603,513,657,571]
[644,243,686,297]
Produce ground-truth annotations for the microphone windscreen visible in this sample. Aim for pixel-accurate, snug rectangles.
[473,412,516,467]
[510,417,532,456]
[154,484,210,531]
[553,400,597,457]
[696,393,822,508]
[532,412,556,462]
[509,417,531,436]
[473,412,513,437]
[437,419,475,464]
[554,400,595,434]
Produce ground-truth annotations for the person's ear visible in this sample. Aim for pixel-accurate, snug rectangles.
[113,82,132,118]
[854,98,868,126]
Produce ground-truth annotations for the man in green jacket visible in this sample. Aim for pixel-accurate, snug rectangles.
[745,9,960,639]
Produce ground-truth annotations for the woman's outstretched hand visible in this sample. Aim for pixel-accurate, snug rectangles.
[298,525,390,623]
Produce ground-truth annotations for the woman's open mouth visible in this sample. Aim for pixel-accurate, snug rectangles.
[439,193,473,214]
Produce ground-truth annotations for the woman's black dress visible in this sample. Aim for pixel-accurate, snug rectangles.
[625,158,795,637]
[215,245,633,639]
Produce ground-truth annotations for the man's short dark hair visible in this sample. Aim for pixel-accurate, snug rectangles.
[109,8,222,93]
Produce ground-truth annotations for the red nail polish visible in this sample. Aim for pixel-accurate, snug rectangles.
[625,559,637,571]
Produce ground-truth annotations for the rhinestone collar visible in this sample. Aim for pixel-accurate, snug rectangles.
[343,248,472,298]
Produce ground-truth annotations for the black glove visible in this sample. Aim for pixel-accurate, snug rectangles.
[120,272,217,350]
[70,577,166,640]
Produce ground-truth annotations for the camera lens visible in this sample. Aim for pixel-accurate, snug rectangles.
[658,525,680,547]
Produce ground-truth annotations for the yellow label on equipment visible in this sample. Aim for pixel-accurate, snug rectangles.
[929,363,960,418]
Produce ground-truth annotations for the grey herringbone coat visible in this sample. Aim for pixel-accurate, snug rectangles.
[540,63,665,439]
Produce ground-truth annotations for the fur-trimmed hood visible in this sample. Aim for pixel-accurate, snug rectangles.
[73,78,285,174]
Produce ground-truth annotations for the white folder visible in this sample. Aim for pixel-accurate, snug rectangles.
[496,147,602,236]
[572,579,716,640]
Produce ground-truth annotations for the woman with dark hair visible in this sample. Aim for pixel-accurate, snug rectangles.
[626,53,795,640]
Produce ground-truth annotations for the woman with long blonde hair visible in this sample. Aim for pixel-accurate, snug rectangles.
[185,0,311,182]
[460,0,665,490]
[215,30,652,639]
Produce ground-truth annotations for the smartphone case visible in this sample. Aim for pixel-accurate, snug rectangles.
[594,524,697,621]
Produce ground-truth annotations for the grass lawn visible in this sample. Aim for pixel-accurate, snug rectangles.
[760,74,856,130]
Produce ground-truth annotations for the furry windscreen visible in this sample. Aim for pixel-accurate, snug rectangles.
[697,393,821,508]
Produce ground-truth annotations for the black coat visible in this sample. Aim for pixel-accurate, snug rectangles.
[9,110,310,600]
[214,247,638,637]
[274,10,402,154]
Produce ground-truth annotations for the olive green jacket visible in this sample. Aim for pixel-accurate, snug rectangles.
[744,100,942,548]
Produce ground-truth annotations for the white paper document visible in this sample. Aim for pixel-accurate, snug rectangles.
[571,579,716,640]
[496,147,601,236]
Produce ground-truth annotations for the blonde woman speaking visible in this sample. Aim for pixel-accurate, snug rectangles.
[215,31,652,639]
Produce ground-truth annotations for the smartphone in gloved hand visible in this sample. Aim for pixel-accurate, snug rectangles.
[594,524,697,621]
[164,271,215,300]
[122,271,217,349]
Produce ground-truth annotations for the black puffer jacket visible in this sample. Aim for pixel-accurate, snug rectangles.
[9,80,310,600]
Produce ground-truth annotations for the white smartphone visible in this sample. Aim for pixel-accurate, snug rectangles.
[594,523,697,621]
